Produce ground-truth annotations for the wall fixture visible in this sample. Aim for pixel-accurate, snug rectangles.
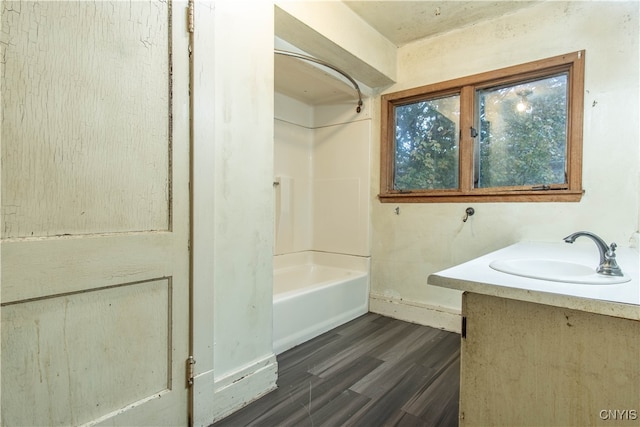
[274,49,363,113]
[462,207,475,222]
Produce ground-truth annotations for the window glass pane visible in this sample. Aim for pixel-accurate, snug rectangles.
[394,94,460,190]
[476,74,568,188]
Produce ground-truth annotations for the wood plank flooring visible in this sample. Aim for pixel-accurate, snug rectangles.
[212,313,461,427]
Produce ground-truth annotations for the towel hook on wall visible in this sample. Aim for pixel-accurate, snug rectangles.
[274,49,363,113]
[462,207,475,222]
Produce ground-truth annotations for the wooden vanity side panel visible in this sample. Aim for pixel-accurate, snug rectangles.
[460,292,640,427]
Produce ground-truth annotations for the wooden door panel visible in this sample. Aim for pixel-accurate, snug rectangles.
[1,1,190,425]
[2,279,171,425]
[1,0,171,238]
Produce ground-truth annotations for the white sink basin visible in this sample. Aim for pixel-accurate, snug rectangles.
[489,259,631,285]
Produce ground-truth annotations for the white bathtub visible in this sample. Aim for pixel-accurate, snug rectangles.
[273,251,369,354]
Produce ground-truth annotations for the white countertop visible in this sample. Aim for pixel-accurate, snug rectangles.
[428,241,640,320]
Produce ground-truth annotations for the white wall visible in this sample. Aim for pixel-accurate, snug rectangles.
[274,94,371,258]
[370,1,640,330]
[192,2,277,424]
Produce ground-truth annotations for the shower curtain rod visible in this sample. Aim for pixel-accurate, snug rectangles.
[274,49,363,113]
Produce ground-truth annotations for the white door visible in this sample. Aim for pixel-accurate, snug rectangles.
[1,1,191,425]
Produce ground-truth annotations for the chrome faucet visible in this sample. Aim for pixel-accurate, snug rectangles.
[563,231,624,276]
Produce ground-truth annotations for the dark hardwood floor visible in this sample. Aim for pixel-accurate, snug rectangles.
[212,313,461,427]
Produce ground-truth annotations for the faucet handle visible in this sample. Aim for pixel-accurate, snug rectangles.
[604,242,617,260]
[600,242,623,276]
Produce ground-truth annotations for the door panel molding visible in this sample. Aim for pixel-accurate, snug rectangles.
[1,278,174,425]
[2,233,174,304]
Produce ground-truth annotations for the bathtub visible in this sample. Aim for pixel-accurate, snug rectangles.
[273,251,370,354]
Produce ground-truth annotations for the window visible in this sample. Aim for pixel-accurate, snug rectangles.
[379,51,585,203]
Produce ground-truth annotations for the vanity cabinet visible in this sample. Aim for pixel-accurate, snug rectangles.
[459,292,640,426]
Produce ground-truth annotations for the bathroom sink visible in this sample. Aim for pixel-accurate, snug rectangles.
[489,259,631,285]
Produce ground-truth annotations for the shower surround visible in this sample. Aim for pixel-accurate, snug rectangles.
[273,91,372,351]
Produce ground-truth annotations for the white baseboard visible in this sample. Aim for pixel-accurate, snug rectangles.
[369,292,462,333]
[193,354,278,426]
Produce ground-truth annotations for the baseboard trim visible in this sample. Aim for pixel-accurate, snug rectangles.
[193,354,278,426]
[369,292,461,333]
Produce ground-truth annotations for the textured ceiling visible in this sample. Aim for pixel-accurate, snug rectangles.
[343,1,540,47]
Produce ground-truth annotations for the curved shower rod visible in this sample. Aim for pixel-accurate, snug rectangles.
[274,49,363,113]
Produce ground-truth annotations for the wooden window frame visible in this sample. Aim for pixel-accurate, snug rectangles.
[379,51,585,203]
